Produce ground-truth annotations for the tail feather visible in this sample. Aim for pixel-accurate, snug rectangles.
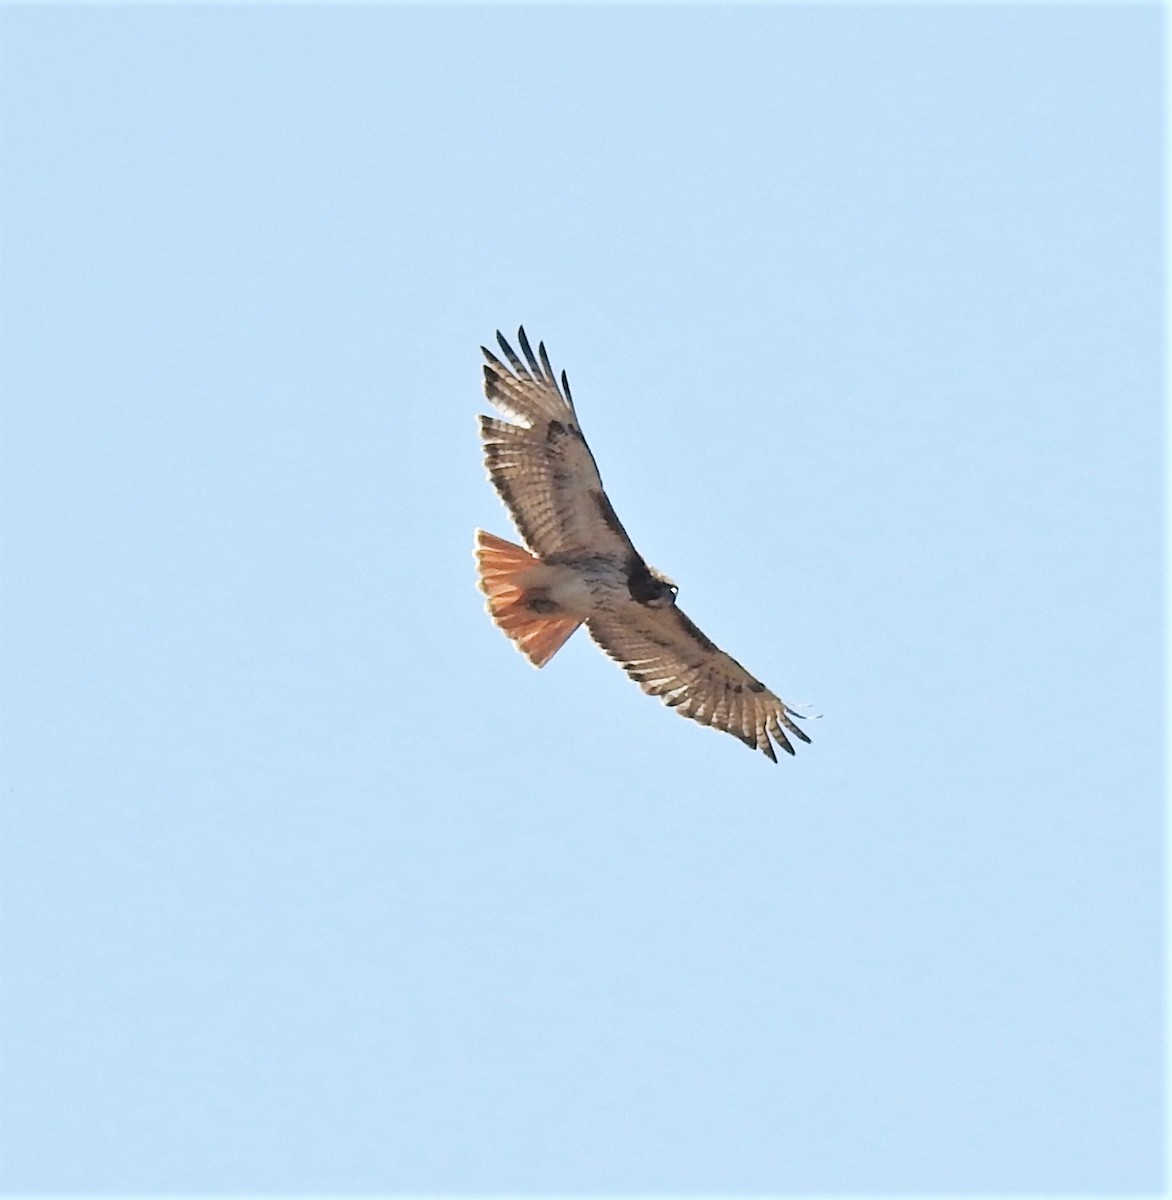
[474,530,582,668]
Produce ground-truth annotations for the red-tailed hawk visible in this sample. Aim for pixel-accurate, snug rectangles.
[474,328,812,762]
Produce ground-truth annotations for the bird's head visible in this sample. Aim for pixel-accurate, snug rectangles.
[645,568,678,608]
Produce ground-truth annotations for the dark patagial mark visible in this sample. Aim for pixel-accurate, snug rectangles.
[592,489,631,542]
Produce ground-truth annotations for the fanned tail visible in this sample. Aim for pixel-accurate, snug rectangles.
[474,530,582,668]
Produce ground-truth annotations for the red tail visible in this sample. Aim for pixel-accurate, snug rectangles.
[474,530,582,668]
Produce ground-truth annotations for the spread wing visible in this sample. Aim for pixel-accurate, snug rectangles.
[480,328,638,560]
[587,604,811,762]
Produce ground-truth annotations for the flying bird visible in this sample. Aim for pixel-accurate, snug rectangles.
[474,328,811,762]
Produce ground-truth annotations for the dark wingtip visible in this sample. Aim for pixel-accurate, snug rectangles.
[783,710,814,745]
[517,326,542,377]
[538,340,556,387]
[494,329,530,378]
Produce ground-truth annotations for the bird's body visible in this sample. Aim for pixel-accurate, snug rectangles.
[475,328,810,762]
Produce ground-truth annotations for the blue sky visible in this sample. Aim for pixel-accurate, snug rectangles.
[0,4,1163,1194]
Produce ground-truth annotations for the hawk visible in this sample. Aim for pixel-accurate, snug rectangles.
[474,328,811,762]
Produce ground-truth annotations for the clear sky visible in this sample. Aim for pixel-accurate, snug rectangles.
[0,4,1163,1194]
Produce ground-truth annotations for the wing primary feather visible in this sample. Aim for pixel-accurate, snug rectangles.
[496,330,532,380]
[779,709,812,744]
[538,342,556,388]
[777,705,815,744]
[561,369,575,412]
[481,345,507,373]
[517,326,542,379]
[767,714,797,756]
